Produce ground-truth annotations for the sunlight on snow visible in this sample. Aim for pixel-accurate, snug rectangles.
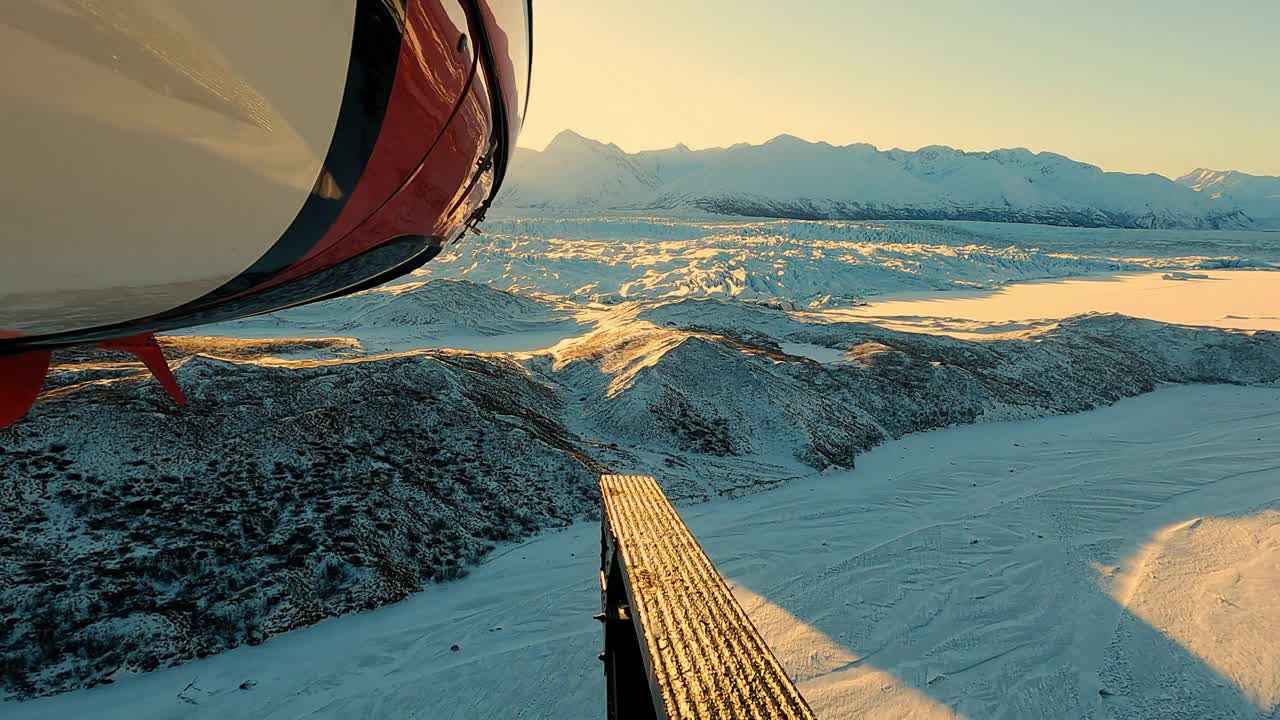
[817,270,1280,339]
[729,583,969,719]
[1103,512,1280,713]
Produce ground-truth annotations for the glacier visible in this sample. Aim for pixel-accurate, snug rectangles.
[428,214,1278,307]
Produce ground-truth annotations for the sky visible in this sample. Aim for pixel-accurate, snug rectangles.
[520,0,1280,178]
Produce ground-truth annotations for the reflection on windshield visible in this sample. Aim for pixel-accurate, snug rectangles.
[483,0,531,125]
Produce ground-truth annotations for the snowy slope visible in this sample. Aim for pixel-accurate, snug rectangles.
[500,131,1254,229]
[0,337,607,698]
[1178,169,1280,229]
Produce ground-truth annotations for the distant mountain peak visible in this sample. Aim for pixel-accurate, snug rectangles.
[549,128,588,143]
[545,129,607,152]
[1176,168,1280,223]
[1177,168,1226,184]
[764,133,810,146]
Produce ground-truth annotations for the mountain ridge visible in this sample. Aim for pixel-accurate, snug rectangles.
[1175,168,1280,228]
[500,131,1275,230]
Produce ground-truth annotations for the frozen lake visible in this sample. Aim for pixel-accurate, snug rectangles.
[814,270,1280,338]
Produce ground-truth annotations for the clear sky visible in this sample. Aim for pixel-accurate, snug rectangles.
[520,0,1280,178]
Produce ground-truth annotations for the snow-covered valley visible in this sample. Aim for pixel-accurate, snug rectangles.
[3,215,1280,716]
[13,385,1280,720]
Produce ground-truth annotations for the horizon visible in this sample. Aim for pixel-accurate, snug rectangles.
[520,1,1280,179]
[520,127,1268,181]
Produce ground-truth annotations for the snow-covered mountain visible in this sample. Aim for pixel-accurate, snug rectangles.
[1177,168,1280,229]
[499,131,659,208]
[499,131,1259,230]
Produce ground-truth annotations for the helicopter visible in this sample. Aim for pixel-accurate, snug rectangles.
[0,0,531,428]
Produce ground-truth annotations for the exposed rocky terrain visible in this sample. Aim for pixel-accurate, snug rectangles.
[4,277,1280,698]
[0,338,603,698]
